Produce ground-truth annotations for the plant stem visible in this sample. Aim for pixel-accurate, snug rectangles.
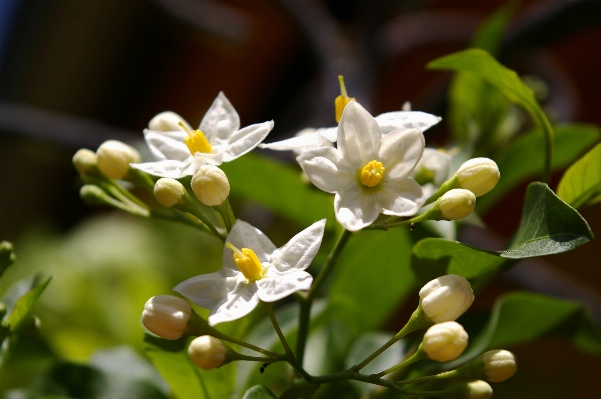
[296,228,353,365]
[540,116,554,184]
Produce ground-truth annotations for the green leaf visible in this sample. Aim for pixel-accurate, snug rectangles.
[329,228,415,332]
[447,291,601,369]
[279,384,320,399]
[502,182,594,258]
[557,143,601,209]
[429,48,555,181]
[7,276,51,333]
[471,3,514,55]
[144,334,234,399]
[221,153,335,228]
[0,241,16,278]
[242,385,277,399]
[479,124,600,211]
[410,238,505,289]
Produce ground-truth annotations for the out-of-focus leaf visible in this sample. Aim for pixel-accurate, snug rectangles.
[279,383,320,399]
[502,183,593,258]
[221,153,335,228]
[410,238,505,289]
[447,292,601,370]
[144,334,234,399]
[7,277,51,333]
[242,385,277,399]
[471,3,514,55]
[329,228,415,333]
[557,143,601,209]
[0,241,16,277]
[479,124,600,211]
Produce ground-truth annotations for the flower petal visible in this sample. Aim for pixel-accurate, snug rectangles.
[256,270,313,302]
[270,219,326,272]
[143,130,191,162]
[259,127,333,152]
[379,128,425,180]
[419,148,452,185]
[377,178,424,216]
[337,102,380,166]
[130,157,203,179]
[201,121,273,165]
[334,188,380,231]
[173,268,239,310]
[199,92,241,143]
[207,279,260,326]
[223,220,277,270]
[297,147,356,193]
[375,111,442,134]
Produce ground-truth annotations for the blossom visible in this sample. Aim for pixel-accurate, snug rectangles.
[174,219,326,326]
[259,110,440,154]
[419,274,474,323]
[131,92,273,178]
[412,148,451,198]
[296,101,426,231]
[422,321,468,362]
[142,295,191,340]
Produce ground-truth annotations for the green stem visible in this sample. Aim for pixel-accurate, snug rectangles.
[396,369,459,386]
[354,307,431,371]
[373,344,426,378]
[540,116,554,184]
[296,228,353,365]
[211,329,280,358]
[213,199,236,232]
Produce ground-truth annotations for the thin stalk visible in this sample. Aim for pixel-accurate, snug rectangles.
[210,329,280,358]
[296,228,353,365]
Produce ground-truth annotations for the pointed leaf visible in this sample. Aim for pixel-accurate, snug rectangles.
[242,385,277,399]
[502,182,593,258]
[279,384,320,399]
[557,143,601,209]
[7,277,51,333]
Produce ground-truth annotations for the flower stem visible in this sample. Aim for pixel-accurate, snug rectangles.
[373,344,426,378]
[296,228,353,366]
[213,199,236,232]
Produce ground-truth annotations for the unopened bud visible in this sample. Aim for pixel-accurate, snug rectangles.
[455,350,517,383]
[72,149,98,175]
[423,321,468,362]
[0,241,16,276]
[442,380,493,399]
[188,335,231,369]
[456,158,500,197]
[96,140,141,180]
[154,178,187,208]
[0,303,6,319]
[142,295,191,340]
[191,165,230,206]
[438,189,476,220]
[419,275,474,323]
[149,111,191,131]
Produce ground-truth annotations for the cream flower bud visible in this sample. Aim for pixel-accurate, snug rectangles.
[188,335,229,369]
[96,140,141,179]
[464,380,493,399]
[72,149,97,175]
[482,350,517,382]
[154,178,187,208]
[419,275,474,323]
[438,189,476,220]
[142,295,191,340]
[191,165,230,206]
[456,158,500,197]
[148,111,191,131]
[423,321,468,362]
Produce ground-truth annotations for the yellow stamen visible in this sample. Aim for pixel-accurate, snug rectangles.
[335,75,356,123]
[179,121,212,155]
[360,160,385,188]
[226,243,263,281]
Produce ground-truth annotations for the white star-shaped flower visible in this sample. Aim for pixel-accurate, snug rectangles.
[131,92,273,178]
[174,219,326,326]
[297,101,426,231]
[413,148,452,198]
[259,109,440,154]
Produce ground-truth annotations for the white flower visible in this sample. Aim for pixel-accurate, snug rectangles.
[297,101,426,231]
[131,92,274,178]
[259,110,440,154]
[412,148,452,198]
[174,219,326,326]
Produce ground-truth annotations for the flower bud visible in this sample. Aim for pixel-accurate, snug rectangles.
[191,165,230,206]
[72,149,98,175]
[0,302,7,319]
[423,321,468,362]
[154,178,187,208]
[438,189,476,220]
[142,295,191,340]
[149,111,191,131]
[444,381,492,399]
[455,158,500,197]
[188,335,230,369]
[96,140,141,180]
[419,275,474,323]
[481,350,517,382]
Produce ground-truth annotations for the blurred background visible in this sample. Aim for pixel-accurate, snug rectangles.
[0,0,600,398]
